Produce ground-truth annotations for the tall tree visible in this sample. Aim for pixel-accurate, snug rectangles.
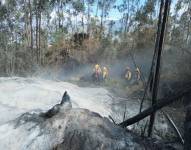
[29,0,33,49]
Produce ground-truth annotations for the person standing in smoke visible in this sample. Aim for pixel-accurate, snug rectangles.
[133,67,141,85]
[102,66,109,81]
[135,67,141,80]
[123,66,132,84]
[93,64,102,82]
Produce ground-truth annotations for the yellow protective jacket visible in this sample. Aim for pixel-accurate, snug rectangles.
[103,67,109,79]
[125,70,132,80]
[94,64,102,74]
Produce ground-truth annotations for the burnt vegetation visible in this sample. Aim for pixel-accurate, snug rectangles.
[0,0,191,149]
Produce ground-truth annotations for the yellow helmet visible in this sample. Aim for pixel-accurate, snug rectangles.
[95,64,99,68]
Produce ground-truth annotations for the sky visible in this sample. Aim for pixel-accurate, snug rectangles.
[94,0,147,21]
[0,0,5,5]
[0,0,179,23]
[106,0,177,21]
[48,0,178,28]
[0,0,122,19]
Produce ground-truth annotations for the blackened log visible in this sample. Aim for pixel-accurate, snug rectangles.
[119,86,191,128]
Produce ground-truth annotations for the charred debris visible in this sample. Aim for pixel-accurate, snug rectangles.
[115,0,191,148]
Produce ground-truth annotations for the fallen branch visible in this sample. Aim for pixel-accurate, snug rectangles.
[162,110,184,145]
[118,86,191,128]
[109,115,116,125]
[123,104,127,121]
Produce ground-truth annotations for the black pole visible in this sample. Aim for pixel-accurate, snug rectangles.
[139,0,164,113]
[147,0,171,137]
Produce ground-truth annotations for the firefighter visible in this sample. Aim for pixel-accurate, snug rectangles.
[124,66,132,81]
[135,67,141,81]
[93,64,102,81]
[102,66,109,81]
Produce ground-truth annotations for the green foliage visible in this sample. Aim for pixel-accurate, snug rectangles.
[72,0,85,12]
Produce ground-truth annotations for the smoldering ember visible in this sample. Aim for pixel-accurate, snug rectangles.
[0,0,191,149]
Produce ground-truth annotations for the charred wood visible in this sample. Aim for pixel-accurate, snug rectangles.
[148,0,171,137]
[119,86,191,128]
[162,110,184,145]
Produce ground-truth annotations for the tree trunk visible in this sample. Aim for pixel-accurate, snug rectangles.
[148,0,170,137]
[38,11,41,65]
[96,0,99,17]
[58,1,61,29]
[29,0,33,49]
[139,0,164,114]
[81,0,85,37]
[124,0,130,33]
[100,0,105,37]
[87,2,90,34]
[24,0,30,47]
[61,2,64,32]
[35,0,39,63]
[82,15,84,35]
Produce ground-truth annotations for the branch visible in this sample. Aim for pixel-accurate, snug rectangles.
[162,110,184,145]
[109,115,116,125]
[118,86,191,128]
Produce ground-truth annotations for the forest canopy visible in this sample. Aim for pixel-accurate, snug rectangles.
[0,0,190,76]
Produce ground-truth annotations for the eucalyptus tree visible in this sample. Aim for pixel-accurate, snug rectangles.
[108,20,115,37]
[98,0,116,38]
[32,0,49,64]
[72,0,85,33]
[171,0,191,48]
[0,0,18,75]
[86,0,95,34]
[179,0,191,45]
[28,0,33,49]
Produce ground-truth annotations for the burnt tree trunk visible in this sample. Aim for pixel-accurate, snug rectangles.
[148,0,171,137]
[139,0,164,113]
[38,10,41,65]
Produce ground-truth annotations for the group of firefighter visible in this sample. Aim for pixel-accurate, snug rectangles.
[123,66,141,84]
[92,64,141,83]
[92,64,109,82]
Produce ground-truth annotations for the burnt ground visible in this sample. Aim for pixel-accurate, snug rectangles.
[66,76,187,149]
